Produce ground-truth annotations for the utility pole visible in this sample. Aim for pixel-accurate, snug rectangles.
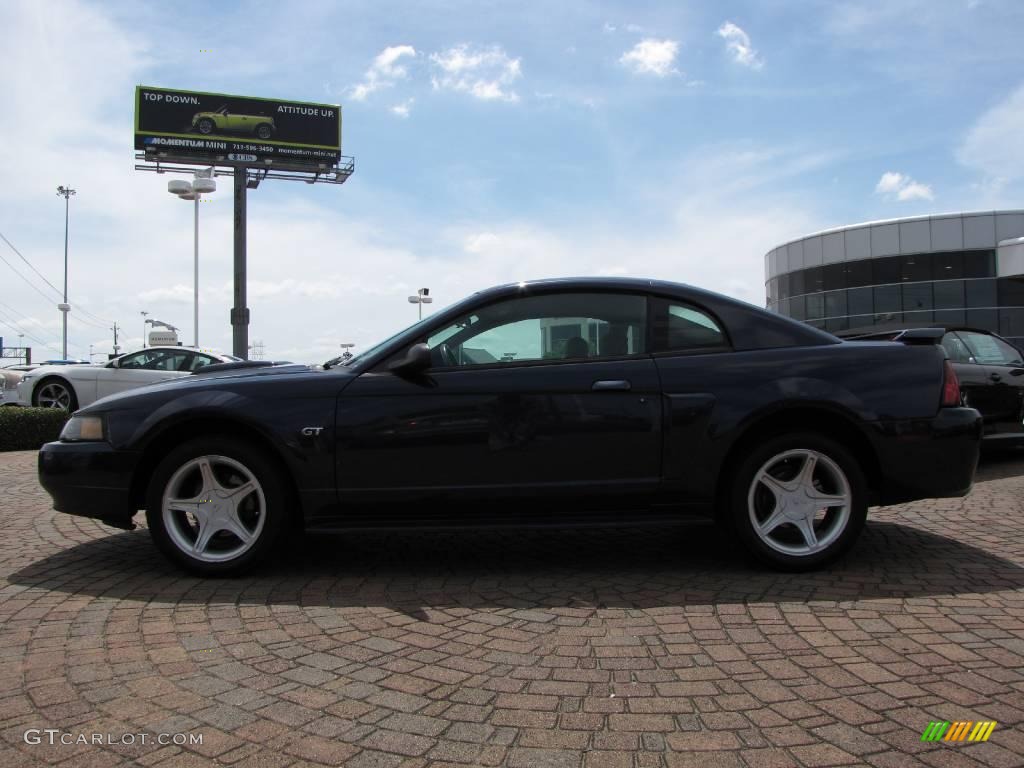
[111,322,121,356]
[56,185,76,360]
[232,169,249,359]
[140,310,149,349]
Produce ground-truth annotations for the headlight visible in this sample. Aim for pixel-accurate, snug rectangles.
[60,415,106,442]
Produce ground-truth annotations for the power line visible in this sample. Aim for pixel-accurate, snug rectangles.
[0,228,113,325]
[0,230,64,298]
[0,309,64,356]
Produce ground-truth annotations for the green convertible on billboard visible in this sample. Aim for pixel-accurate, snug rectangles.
[134,86,342,164]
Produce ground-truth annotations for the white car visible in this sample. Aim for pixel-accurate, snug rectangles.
[17,347,239,411]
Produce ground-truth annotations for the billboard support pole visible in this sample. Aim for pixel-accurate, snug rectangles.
[232,169,249,359]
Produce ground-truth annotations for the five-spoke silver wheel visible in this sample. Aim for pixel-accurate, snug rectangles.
[34,380,75,410]
[747,449,852,557]
[161,455,266,563]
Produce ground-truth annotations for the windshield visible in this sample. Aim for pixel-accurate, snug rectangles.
[336,314,438,368]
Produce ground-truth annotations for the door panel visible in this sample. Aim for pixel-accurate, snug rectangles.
[335,359,663,502]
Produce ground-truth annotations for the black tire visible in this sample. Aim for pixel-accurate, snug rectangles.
[255,123,273,139]
[197,118,214,135]
[32,376,78,411]
[728,432,867,571]
[145,437,288,576]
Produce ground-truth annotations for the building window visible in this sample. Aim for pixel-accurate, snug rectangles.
[824,289,847,319]
[999,308,1024,339]
[873,285,901,319]
[997,278,1024,307]
[847,287,873,318]
[966,309,998,332]
[931,251,964,280]
[822,263,844,291]
[789,295,806,321]
[872,256,901,285]
[963,250,996,279]
[965,279,997,309]
[805,293,824,320]
[933,280,964,310]
[901,255,931,282]
[902,282,933,312]
[934,309,966,327]
[846,259,872,288]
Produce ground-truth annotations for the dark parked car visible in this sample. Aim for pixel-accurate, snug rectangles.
[839,325,1024,445]
[38,278,981,575]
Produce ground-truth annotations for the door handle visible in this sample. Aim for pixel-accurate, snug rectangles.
[592,379,631,391]
[990,372,1002,382]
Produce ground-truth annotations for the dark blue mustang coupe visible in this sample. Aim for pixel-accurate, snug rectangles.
[39,278,981,575]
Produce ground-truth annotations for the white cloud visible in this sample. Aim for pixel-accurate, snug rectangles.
[350,45,416,101]
[390,98,414,118]
[429,44,522,102]
[619,38,680,77]
[603,22,617,33]
[958,83,1024,189]
[874,171,934,201]
[717,21,763,69]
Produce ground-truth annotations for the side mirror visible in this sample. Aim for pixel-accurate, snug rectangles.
[389,343,432,377]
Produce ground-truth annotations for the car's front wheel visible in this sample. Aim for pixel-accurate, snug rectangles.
[729,433,867,571]
[196,118,214,134]
[255,123,273,139]
[33,377,78,410]
[145,437,287,575]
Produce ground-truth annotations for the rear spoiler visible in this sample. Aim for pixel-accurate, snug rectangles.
[842,328,944,345]
[887,328,944,345]
[192,360,289,375]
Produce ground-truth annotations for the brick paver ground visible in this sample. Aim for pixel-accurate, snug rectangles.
[1,449,1023,768]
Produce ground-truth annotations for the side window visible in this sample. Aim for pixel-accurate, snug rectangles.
[960,331,1023,366]
[141,351,191,371]
[116,351,150,369]
[424,293,647,367]
[662,303,727,351]
[190,353,219,371]
[942,333,974,364]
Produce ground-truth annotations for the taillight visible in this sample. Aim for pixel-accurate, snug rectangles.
[941,359,961,407]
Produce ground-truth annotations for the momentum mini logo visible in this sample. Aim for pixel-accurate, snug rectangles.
[921,721,997,743]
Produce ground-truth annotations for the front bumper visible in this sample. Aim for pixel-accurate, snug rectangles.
[38,441,141,528]
[872,406,982,505]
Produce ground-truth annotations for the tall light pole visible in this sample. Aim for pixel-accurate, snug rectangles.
[408,287,433,320]
[168,169,215,348]
[140,310,149,349]
[56,185,76,360]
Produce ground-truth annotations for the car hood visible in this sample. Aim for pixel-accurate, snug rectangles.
[81,362,348,412]
[21,363,103,381]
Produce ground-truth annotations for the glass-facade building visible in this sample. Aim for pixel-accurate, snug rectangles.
[764,211,1024,348]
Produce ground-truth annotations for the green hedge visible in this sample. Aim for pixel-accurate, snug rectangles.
[0,408,71,452]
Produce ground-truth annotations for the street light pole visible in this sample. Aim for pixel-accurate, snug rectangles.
[407,287,433,320]
[140,310,149,349]
[56,185,76,360]
[168,170,214,349]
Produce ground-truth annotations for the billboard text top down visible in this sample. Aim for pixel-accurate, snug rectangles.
[135,86,342,165]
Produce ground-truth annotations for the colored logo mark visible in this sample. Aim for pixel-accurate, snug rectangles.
[921,721,997,743]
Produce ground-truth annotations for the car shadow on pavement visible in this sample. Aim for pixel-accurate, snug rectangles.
[8,518,1024,616]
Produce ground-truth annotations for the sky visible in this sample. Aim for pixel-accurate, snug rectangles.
[2,0,1024,364]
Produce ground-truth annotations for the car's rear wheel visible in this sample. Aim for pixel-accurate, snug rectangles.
[33,377,78,411]
[145,437,287,576]
[255,123,273,139]
[729,433,867,570]
[197,118,214,134]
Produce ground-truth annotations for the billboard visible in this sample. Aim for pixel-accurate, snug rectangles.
[134,86,341,165]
